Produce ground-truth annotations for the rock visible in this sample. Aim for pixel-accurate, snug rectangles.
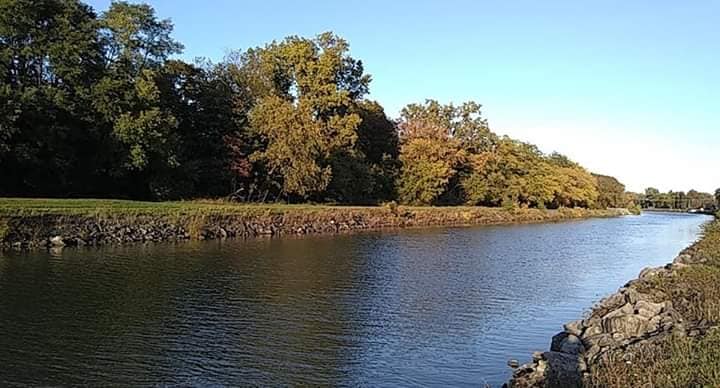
[542,351,584,388]
[585,344,601,361]
[558,334,585,355]
[532,351,543,362]
[582,333,614,349]
[49,235,65,247]
[583,324,603,337]
[597,292,626,314]
[673,253,692,264]
[582,315,600,329]
[602,312,651,337]
[508,359,520,368]
[551,332,568,352]
[635,300,664,318]
[639,266,666,279]
[624,288,644,304]
[564,319,585,336]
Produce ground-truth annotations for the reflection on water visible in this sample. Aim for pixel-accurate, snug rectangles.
[0,212,710,386]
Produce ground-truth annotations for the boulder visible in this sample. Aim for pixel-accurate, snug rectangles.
[542,351,584,388]
[639,266,666,279]
[596,293,626,315]
[564,319,585,336]
[582,333,614,349]
[634,300,664,318]
[49,235,65,247]
[583,324,603,337]
[602,311,651,337]
[550,332,568,352]
[558,334,585,355]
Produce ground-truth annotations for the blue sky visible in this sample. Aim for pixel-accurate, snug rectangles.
[87,0,720,193]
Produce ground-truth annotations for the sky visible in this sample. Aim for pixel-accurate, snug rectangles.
[87,0,720,193]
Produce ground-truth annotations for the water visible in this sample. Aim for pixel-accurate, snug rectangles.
[0,212,710,387]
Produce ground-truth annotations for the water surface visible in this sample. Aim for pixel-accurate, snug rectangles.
[0,212,710,387]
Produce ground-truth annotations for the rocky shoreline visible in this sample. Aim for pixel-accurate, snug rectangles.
[0,207,629,250]
[505,220,717,388]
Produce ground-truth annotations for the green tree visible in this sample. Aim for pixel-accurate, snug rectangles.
[326,100,399,203]
[397,100,489,205]
[94,1,184,198]
[238,32,370,200]
[593,174,626,208]
[0,0,107,196]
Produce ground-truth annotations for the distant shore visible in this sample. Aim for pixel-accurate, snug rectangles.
[0,198,631,250]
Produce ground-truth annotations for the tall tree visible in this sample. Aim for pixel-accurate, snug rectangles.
[94,1,184,198]
[229,32,371,201]
[593,174,626,208]
[0,0,107,196]
[397,100,487,205]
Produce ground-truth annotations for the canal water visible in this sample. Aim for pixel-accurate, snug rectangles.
[0,212,710,386]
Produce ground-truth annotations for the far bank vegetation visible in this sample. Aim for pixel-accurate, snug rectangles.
[2,0,717,212]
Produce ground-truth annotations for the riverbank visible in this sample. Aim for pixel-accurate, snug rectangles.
[506,216,720,388]
[0,198,630,250]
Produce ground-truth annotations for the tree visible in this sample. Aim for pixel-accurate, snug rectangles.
[399,99,496,153]
[396,100,488,205]
[0,0,107,196]
[326,100,399,203]
[100,1,182,74]
[94,1,185,198]
[593,174,626,208]
[233,32,370,201]
[154,60,240,197]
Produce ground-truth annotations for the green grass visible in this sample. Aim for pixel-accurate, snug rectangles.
[591,328,720,388]
[0,197,611,217]
[0,198,377,217]
[592,219,720,387]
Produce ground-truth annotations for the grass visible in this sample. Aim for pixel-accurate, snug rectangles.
[0,197,623,218]
[0,198,628,246]
[0,198,377,217]
[592,219,720,387]
[590,328,720,388]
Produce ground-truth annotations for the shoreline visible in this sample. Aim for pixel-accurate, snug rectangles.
[0,199,631,250]
[505,214,718,388]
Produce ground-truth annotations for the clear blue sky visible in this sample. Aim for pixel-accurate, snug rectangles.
[87,0,720,193]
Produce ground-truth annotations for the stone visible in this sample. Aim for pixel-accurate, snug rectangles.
[582,333,614,349]
[584,344,601,361]
[551,332,568,352]
[542,351,584,388]
[639,266,666,279]
[564,319,585,336]
[635,300,664,318]
[558,334,585,355]
[532,351,543,362]
[583,324,603,337]
[582,315,600,329]
[624,288,652,305]
[49,235,65,247]
[673,253,692,264]
[603,312,651,337]
[508,359,520,368]
[599,293,626,311]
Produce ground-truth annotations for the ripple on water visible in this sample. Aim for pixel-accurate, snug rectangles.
[0,212,710,386]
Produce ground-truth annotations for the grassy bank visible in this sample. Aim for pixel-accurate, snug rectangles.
[591,219,720,387]
[0,198,629,249]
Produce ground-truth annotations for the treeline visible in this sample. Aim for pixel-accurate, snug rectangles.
[633,188,718,211]
[1,0,629,209]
